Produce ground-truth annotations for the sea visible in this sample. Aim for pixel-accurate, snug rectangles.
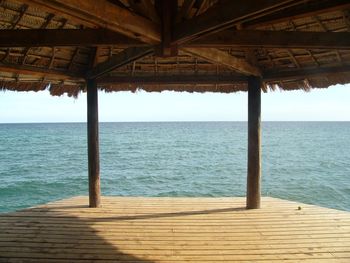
[0,122,349,213]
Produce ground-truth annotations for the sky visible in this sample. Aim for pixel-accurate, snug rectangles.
[0,84,349,123]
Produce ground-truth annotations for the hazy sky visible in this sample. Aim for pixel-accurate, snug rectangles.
[0,84,349,123]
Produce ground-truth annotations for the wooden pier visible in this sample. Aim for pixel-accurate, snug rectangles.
[0,196,350,262]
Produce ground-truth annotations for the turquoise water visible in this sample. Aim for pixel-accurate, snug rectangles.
[0,122,349,213]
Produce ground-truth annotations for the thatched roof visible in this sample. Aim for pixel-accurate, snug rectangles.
[1,0,350,97]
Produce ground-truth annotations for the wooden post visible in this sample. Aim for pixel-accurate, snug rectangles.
[246,76,262,209]
[87,79,101,208]
[154,0,178,57]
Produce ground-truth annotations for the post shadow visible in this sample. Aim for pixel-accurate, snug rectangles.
[0,206,155,262]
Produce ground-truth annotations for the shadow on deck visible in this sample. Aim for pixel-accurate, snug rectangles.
[0,208,156,262]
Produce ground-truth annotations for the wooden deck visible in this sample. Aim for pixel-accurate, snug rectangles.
[0,196,350,262]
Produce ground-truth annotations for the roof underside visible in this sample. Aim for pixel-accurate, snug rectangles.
[0,0,350,97]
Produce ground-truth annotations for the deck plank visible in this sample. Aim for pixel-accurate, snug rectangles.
[0,196,349,262]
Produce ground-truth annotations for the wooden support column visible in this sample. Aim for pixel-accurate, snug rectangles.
[154,0,178,57]
[87,80,101,208]
[246,76,262,209]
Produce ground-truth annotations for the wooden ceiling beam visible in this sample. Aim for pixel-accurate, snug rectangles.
[244,0,350,28]
[87,47,154,79]
[175,0,196,23]
[264,65,350,81]
[182,48,261,77]
[187,30,350,50]
[0,29,146,47]
[172,0,307,44]
[19,0,161,43]
[0,63,84,80]
[6,29,350,50]
[128,0,160,23]
[97,74,247,85]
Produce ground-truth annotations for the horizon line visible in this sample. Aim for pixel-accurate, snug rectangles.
[1,120,350,124]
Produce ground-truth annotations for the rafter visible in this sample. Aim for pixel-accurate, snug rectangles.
[97,74,247,85]
[128,0,160,23]
[0,29,145,48]
[86,47,154,79]
[344,11,350,31]
[194,0,209,17]
[175,0,196,23]
[0,63,84,80]
[263,65,350,81]
[19,0,161,43]
[12,4,29,29]
[172,0,307,44]
[90,47,102,68]
[68,47,80,71]
[1,4,28,63]
[21,13,55,65]
[288,20,320,67]
[187,30,350,50]
[182,48,261,76]
[313,15,344,65]
[245,0,350,28]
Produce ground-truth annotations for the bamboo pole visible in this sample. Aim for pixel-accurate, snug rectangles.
[87,80,101,208]
[246,76,262,209]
